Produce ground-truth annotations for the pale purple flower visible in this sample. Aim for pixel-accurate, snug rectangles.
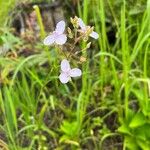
[59,59,82,84]
[78,18,99,39]
[43,20,67,45]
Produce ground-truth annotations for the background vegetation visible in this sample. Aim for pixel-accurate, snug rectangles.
[0,0,150,149]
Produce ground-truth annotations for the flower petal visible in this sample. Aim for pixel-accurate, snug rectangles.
[59,73,70,84]
[90,31,99,39]
[43,34,55,45]
[61,59,70,72]
[55,20,66,34]
[69,68,82,77]
[55,34,67,45]
[78,18,86,29]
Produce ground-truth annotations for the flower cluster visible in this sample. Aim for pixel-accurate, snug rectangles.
[43,16,99,84]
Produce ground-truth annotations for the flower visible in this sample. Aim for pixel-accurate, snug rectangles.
[59,59,82,84]
[43,20,67,45]
[78,18,99,39]
[70,16,79,28]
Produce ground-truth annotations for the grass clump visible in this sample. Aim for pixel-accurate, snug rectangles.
[0,0,150,150]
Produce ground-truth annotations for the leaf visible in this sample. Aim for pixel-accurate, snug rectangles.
[131,89,144,109]
[59,135,79,146]
[0,36,3,45]
[125,108,136,124]
[129,112,146,128]
[137,139,150,150]
[60,120,78,138]
[118,124,131,135]
[125,136,140,150]
[133,127,146,141]
[137,124,150,139]
[59,135,70,143]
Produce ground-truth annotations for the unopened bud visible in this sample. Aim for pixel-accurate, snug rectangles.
[83,36,89,42]
[80,56,86,62]
[70,16,79,28]
[86,42,91,48]
[67,27,73,38]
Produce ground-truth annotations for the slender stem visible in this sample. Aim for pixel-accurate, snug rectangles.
[33,5,46,39]
[121,0,129,118]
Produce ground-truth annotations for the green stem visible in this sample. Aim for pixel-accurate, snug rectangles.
[121,0,129,119]
[33,5,46,40]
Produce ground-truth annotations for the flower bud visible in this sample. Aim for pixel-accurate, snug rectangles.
[86,42,91,48]
[70,16,79,28]
[67,27,73,38]
[80,56,86,62]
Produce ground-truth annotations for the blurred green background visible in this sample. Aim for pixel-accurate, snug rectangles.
[0,0,150,150]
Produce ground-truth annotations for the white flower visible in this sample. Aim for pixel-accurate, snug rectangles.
[78,18,99,39]
[59,59,82,84]
[43,21,67,45]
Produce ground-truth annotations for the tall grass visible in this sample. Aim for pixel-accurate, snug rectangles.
[0,0,150,149]
[0,0,16,27]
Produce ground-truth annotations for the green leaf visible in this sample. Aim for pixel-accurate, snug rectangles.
[125,136,140,150]
[133,127,146,141]
[60,120,78,138]
[118,124,131,135]
[59,135,70,143]
[129,112,146,128]
[0,36,3,45]
[137,139,150,150]
[137,124,150,139]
